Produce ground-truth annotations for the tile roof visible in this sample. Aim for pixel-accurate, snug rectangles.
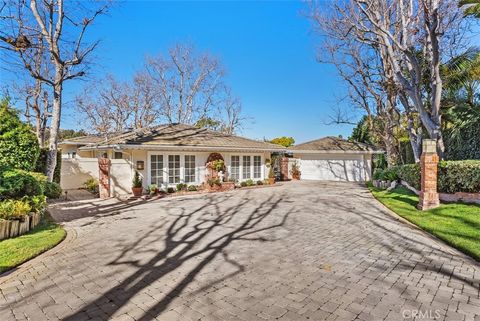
[81,123,285,151]
[289,136,379,152]
[60,135,105,145]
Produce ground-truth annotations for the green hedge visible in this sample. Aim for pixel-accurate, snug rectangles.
[0,169,44,199]
[437,160,480,193]
[374,160,480,194]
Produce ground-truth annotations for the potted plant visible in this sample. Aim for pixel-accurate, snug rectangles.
[268,166,275,185]
[291,161,301,180]
[148,184,158,196]
[132,171,143,197]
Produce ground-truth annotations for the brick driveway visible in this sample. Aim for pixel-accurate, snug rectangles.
[1,181,479,321]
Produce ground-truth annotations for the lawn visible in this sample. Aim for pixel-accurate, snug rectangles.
[369,184,480,261]
[0,215,66,274]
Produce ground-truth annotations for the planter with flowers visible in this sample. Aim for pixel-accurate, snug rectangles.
[132,171,143,197]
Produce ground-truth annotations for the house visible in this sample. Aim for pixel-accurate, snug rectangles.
[288,136,381,182]
[59,126,380,195]
[60,124,284,195]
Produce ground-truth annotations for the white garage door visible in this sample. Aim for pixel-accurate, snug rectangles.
[298,154,366,182]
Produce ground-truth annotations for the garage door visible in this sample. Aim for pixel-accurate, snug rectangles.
[298,154,366,182]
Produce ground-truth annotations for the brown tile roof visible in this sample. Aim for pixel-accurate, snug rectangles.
[59,135,105,145]
[81,124,285,151]
[289,136,379,152]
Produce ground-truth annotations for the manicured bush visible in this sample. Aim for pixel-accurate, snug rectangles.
[394,164,420,190]
[44,182,62,199]
[187,185,198,192]
[176,183,187,191]
[245,179,254,187]
[167,187,175,193]
[383,161,480,193]
[84,178,99,194]
[372,167,399,182]
[0,169,43,199]
[240,181,247,187]
[438,160,480,193]
[0,99,40,171]
[256,180,264,185]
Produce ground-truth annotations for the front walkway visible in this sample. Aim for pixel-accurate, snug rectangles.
[0,181,479,321]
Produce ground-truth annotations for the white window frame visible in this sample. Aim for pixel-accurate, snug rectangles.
[147,151,199,187]
[184,155,196,183]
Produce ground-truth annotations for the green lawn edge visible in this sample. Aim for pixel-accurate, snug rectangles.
[367,183,480,261]
[0,213,66,274]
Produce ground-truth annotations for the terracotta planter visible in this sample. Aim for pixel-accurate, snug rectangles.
[132,187,143,197]
[268,178,275,185]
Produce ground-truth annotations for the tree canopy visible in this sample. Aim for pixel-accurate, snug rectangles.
[270,136,295,147]
[0,99,40,171]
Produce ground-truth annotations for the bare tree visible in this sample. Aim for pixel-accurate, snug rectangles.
[76,73,159,135]
[145,44,226,125]
[309,0,464,160]
[0,0,109,181]
[309,2,402,165]
[78,43,248,136]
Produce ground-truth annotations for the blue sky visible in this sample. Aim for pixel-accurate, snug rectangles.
[59,0,354,143]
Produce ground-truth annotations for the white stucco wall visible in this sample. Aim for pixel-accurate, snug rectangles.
[60,158,99,190]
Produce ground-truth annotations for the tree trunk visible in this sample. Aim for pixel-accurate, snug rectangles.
[46,76,62,182]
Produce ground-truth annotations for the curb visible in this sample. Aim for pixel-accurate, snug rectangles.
[368,188,480,266]
[0,225,77,285]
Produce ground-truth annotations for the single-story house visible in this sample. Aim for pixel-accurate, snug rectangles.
[62,124,284,195]
[59,126,381,195]
[288,137,381,182]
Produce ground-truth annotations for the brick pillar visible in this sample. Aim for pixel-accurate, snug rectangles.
[280,157,289,181]
[98,154,111,199]
[418,139,440,210]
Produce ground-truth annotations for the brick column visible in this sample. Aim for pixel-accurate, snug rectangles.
[280,157,289,181]
[418,139,440,210]
[98,154,111,199]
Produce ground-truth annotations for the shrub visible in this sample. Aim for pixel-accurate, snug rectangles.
[187,185,198,192]
[207,178,221,186]
[0,199,31,220]
[0,169,43,199]
[0,99,40,171]
[148,184,158,195]
[176,183,187,191]
[167,187,175,193]
[438,160,480,193]
[45,181,62,199]
[394,164,420,190]
[84,178,99,194]
[25,195,47,214]
[256,180,263,185]
[245,179,254,186]
[240,181,247,187]
[389,161,480,193]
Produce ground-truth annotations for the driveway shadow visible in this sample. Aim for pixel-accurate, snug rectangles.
[62,190,293,320]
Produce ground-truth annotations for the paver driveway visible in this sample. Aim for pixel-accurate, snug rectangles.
[1,181,479,321]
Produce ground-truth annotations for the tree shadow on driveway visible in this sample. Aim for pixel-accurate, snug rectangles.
[63,190,293,321]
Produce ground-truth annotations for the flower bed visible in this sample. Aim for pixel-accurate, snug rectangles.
[0,212,41,240]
